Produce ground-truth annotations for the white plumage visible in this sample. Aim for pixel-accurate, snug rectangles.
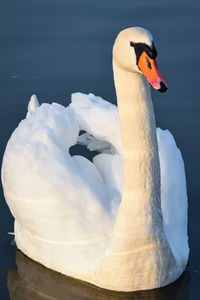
[2,92,188,284]
[1,27,189,291]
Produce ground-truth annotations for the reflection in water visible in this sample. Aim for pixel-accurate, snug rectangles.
[8,250,190,300]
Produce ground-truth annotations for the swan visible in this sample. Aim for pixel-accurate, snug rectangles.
[1,27,189,292]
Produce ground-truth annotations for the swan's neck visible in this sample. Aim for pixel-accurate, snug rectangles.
[111,61,164,249]
[94,62,177,290]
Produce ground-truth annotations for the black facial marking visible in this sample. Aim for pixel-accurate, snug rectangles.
[130,41,157,64]
[146,57,152,69]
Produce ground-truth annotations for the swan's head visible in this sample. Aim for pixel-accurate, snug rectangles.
[113,27,168,92]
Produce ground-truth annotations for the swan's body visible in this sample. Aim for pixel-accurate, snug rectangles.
[2,27,189,291]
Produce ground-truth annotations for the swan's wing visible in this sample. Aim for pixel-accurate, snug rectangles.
[77,132,116,154]
[2,97,117,250]
[157,128,189,265]
[70,92,122,154]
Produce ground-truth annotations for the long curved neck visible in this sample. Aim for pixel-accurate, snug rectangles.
[110,61,163,250]
[115,62,160,201]
[94,61,177,291]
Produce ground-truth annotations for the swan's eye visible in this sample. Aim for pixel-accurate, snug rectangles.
[146,57,152,69]
[130,41,134,47]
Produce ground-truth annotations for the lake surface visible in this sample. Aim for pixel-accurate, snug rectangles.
[0,0,200,299]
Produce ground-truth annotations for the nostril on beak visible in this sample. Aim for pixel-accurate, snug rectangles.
[159,81,168,93]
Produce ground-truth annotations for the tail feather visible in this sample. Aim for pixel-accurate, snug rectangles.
[26,95,40,118]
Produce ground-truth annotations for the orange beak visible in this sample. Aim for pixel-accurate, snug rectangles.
[138,51,168,92]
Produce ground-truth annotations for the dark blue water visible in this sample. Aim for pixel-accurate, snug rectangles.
[0,0,200,299]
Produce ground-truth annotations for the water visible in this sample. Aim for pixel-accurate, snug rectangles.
[0,0,200,298]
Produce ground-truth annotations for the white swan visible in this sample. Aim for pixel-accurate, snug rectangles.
[1,27,189,292]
